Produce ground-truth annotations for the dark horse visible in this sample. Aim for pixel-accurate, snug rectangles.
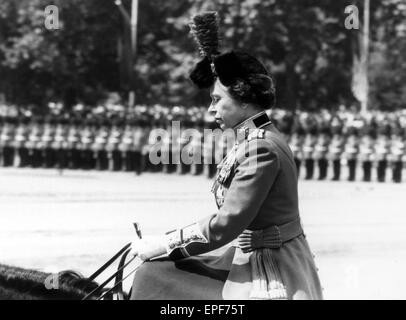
[0,264,102,300]
[1,228,142,300]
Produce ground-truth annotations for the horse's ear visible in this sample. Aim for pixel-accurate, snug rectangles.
[58,270,83,288]
[58,270,83,281]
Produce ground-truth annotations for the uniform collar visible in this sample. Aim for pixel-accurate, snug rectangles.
[233,111,272,144]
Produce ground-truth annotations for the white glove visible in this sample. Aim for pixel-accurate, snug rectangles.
[129,235,167,261]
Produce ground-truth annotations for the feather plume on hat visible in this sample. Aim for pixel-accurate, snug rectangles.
[188,12,275,109]
[189,11,220,60]
[189,12,221,88]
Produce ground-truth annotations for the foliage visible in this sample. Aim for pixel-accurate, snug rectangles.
[0,0,404,110]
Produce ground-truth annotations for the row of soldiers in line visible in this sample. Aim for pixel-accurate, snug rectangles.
[289,127,405,183]
[0,117,405,182]
[0,117,219,176]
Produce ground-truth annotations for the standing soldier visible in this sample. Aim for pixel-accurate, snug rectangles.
[375,129,391,183]
[389,131,404,183]
[302,129,317,180]
[53,118,69,172]
[344,128,359,182]
[119,120,136,172]
[358,130,375,182]
[42,117,57,168]
[92,120,109,170]
[288,128,304,178]
[162,117,175,174]
[0,118,2,165]
[141,121,154,173]
[107,120,123,171]
[175,119,191,175]
[133,119,148,175]
[313,127,331,180]
[171,107,187,174]
[403,130,406,183]
[143,119,164,173]
[27,118,44,168]
[0,117,16,167]
[328,126,345,181]
[79,120,95,170]
[155,116,166,173]
[278,111,294,142]
[66,120,81,169]
[14,117,30,167]
[175,126,189,175]
[188,120,205,176]
[203,120,218,178]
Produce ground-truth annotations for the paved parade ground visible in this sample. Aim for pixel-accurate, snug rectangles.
[0,168,405,299]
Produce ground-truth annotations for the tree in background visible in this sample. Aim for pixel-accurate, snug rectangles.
[0,0,121,108]
[0,0,405,110]
[368,0,406,110]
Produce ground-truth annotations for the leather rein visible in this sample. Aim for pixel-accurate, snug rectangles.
[82,223,143,300]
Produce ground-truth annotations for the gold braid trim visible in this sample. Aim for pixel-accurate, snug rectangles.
[249,248,288,300]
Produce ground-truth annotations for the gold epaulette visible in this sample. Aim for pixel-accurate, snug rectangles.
[247,128,265,142]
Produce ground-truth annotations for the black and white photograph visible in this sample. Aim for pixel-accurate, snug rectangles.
[0,0,405,303]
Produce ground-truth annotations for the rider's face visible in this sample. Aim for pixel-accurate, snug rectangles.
[208,79,245,130]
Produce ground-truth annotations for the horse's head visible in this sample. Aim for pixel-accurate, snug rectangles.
[53,270,102,299]
[0,264,102,300]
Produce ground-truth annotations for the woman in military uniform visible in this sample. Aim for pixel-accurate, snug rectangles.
[129,12,322,300]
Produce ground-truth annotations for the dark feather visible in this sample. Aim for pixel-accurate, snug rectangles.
[189,11,220,59]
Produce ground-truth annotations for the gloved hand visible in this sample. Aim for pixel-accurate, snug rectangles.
[129,235,167,261]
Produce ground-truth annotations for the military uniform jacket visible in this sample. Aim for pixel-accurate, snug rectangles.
[92,128,109,151]
[41,125,55,149]
[133,127,146,152]
[313,134,330,160]
[119,127,134,152]
[374,135,390,161]
[358,136,375,162]
[26,126,42,149]
[14,125,28,149]
[302,134,317,159]
[389,137,405,162]
[162,111,322,300]
[0,124,15,148]
[51,125,68,149]
[328,135,345,160]
[80,127,94,150]
[344,135,359,160]
[288,133,304,159]
[106,127,122,151]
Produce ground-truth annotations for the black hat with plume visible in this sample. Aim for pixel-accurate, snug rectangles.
[188,12,275,109]
[188,11,219,88]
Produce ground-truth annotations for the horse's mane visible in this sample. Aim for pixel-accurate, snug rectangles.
[0,264,100,300]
